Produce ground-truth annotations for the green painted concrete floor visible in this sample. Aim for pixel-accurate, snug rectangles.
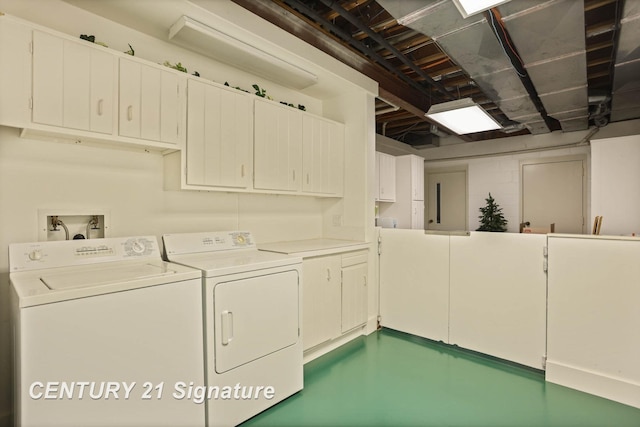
[243,328,640,427]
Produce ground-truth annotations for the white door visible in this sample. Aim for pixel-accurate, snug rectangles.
[521,157,586,233]
[426,170,467,231]
[212,270,299,374]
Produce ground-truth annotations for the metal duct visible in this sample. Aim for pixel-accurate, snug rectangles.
[378,0,550,135]
[500,0,588,132]
[611,1,640,122]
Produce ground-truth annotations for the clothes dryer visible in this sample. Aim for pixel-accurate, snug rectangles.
[163,231,303,427]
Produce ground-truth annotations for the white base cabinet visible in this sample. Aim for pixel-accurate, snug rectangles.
[340,251,368,333]
[302,255,342,350]
[302,250,368,351]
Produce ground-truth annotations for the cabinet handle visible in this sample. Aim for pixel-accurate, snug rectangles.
[241,164,245,178]
[293,170,296,181]
[326,268,331,281]
[363,275,367,286]
[97,99,104,116]
[127,105,133,121]
[307,173,310,185]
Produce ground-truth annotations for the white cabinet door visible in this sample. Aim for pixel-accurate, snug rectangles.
[341,251,368,333]
[254,100,303,191]
[326,120,345,196]
[411,155,425,201]
[302,115,323,193]
[119,58,185,145]
[302,255,341,350]
[302,115,344,196]
[186,79,251,189]
[377,152,396,202]
[0,15,32,128]
[412,200,425,229]
[32,31,114,134]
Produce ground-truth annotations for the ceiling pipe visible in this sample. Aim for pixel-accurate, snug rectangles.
[376,106,400,115]
[484,8,559,132]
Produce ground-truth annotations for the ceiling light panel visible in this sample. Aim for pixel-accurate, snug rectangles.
[452,0,512,19]
[425,98,502,134]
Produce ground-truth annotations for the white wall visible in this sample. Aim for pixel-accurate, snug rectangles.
[0,1,377,423]
[591,135,640,236]
[416,130,592,232]
[422,147,589,232]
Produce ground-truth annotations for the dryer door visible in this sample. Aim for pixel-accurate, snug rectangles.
[212,269,299,373]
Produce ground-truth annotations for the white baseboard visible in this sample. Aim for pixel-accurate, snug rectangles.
[546,360,640,409]
[303,327,366,364]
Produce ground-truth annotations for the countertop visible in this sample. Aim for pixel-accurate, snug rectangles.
[258,238,370,257]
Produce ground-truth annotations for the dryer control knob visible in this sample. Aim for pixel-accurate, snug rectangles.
[28,250,42,261]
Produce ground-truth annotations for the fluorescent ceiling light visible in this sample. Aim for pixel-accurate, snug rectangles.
[168,16,318,90]
[425,98,502,134]
[452,0,512,18]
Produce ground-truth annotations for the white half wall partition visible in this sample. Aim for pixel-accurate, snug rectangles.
[547,234,640,409]
[449,232,548,369]
[379,229,450,343]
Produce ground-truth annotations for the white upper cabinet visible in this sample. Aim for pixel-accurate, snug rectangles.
[302,115,344,196]
[0,15,32,128]
[376,152,396,202]
[411,155,425,201]
[254,99,303,192]
[32,31,115,134]
[185,79,252,189]
[119,58,186,145]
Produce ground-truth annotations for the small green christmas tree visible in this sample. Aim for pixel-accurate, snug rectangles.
[477,193,508,232]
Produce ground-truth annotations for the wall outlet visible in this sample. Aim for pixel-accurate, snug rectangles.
[332,214,343,226]
[38,209,110,241]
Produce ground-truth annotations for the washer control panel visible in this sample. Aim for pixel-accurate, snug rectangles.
[163,231,255,256]
[9,236,161,272]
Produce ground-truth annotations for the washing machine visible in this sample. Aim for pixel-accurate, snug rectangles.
[9,236,205,427]
[162,231,303,427]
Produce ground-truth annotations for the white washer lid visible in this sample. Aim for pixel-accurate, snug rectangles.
[10,260,201,308]
[40,263,177,290]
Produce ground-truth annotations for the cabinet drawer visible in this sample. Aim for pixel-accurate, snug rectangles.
[342,250,368,267]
